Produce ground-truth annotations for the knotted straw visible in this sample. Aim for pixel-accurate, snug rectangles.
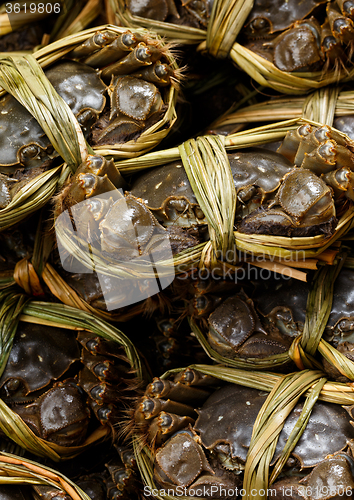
[135,364,354,500]
[0,285,142,461]
[189,248,354,379]
[114,0,354,93]
[210,85,350,132]
[0,25,178,231]
[0,452,91,500]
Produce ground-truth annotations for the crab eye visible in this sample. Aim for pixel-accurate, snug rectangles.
[19,144,40,163]
[3,378,21,394]
[250,17,270,32]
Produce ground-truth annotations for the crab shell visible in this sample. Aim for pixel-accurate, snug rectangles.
[0,61,106,172]
[98,194,167,258]
[0,322,135,446]
[91,75,165,147]
[14,381,91,447]
[206,291,292,359]
[269,19,323,73]
[229,148,294,217]
[252,275,309,338]
[0,322,80,398]
[130,160,206,227]
[243,0,326,38]
[238,168,337,238]
[152,382,354,493]
[242,1,354,73]
[125,0,213,27]
[194,384,354,469]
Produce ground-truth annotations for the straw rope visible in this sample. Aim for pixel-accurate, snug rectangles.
[205,0,253,58]
[179,135,237,265]
[136,364,354,500]
[0,25,179,232]
[0,287,143,460]
[0,453,92,500]
[188,252,354,377]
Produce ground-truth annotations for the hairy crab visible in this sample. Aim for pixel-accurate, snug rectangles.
[131,124,354,239]
[0,443,140,499]
[52,120,354,318]
[250,268,354,383]
[241,0,354,73]
[0,29,177,210]
[0,321,136,447]
[237,124,354,237]
[53,154,203,313]
[133,368,354,498]
[123,0,214,29]
[178,276,294,361]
